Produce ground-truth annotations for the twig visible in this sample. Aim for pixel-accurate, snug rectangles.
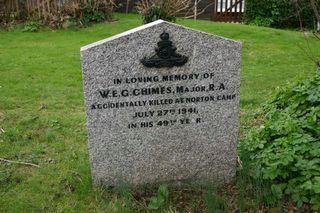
[296,39,318,63]
[294,0,319,65]
[237,155,243,169]
[310,0,320,25]
[185,2,214,19]
[313,32,320,40]
[0,157,40,168]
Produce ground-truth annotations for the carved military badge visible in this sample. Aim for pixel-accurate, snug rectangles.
[141,32,188,68]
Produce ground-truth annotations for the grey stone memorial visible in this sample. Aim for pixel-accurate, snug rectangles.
[81,20,242,186]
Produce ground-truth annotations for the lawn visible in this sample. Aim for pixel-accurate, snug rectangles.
[0,13,319,212]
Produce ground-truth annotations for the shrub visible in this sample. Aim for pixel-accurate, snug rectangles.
[244,0,320,29]
[22,20,43,32]
[136,0,190,23]
[0,0,115,30]
[72,0,114,27]
[249,17,274,27]
[239,72,320,209]
[140,5,175,23]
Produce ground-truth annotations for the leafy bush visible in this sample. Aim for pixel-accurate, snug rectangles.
[249,17,274,27]
[141,5,175,24]
[136,0,190,23]
[22,20,44,32]
[239,73,320,209]
[76,0,114,27]
[244,0,320,29]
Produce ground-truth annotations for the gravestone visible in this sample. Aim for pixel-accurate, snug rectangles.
[81,20,242,186]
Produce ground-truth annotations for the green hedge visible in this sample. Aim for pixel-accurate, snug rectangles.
[243,0,320,29]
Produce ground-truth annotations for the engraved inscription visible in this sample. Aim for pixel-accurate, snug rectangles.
[89,72,236,129]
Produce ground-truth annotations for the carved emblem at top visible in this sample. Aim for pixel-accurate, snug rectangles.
[141,32,188,68]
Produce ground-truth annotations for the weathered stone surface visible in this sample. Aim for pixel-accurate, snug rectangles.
[81,20,242,186]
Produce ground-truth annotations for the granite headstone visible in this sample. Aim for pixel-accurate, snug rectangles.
[81,20,242,186]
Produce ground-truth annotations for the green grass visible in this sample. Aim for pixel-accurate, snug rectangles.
[0,13,319,212]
